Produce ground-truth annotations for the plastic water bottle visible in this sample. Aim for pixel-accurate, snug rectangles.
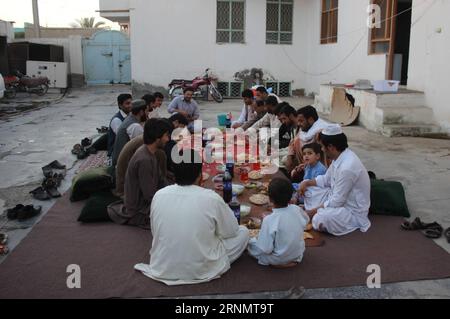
[229,193,241,224]
[225,113,232,129]
[223,170,233,204]
[226,154,235,178]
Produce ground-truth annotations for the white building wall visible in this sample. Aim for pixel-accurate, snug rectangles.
[130,0,310,90]
[408,0,450,132]
[302,0,387,95]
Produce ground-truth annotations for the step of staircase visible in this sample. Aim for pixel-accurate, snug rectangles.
[378,106,436,125]
[381,124,441,137]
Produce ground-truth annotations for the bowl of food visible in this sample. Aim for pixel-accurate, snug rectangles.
[232,184,245,195]
[240,204,251,217]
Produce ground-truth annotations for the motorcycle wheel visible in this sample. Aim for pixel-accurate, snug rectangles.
[209,84,223,103]
[169,87,184,100]
[35,84,49,96]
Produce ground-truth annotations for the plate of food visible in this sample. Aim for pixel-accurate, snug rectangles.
[249,170,263,180]
[232,184,245,195]
[243,217,262,229]
[202,172,210,181]
[244,181,262,189]
[249,194,270,206]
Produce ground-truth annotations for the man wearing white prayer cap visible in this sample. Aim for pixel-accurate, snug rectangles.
[298,124,371,236]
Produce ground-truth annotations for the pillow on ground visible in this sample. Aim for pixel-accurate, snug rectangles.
[370,179,410,217]
[78,191,120,223]
[91,133,108,151]
[71,166,114,202]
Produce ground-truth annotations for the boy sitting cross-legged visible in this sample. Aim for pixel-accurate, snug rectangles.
[247,178,310,268]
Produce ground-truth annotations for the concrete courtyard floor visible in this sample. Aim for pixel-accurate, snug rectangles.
[0,85,449,299]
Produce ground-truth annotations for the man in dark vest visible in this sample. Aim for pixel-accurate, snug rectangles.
[108,94,133,158]
[111,99,147,167]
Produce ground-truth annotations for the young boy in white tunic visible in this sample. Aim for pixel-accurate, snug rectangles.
[248,178,310,267]
[299,124,371,236]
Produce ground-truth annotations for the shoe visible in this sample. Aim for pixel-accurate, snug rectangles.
[72,144,82,155]
[30,186,51,201]
[97,126,108,134]
[0,244,8,256]
[46,160,66,170]
[445,228,450,244]
[81,138,92,147]
[0,233,7,245]
[42,178,61,198]
[77,149,88,160]
[17,205,42,221]
[424,228,443,239]
[6,204,25,220]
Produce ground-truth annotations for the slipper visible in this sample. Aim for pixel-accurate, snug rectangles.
[30,186,51,201]
[423,228,442,239]
[17,205,42,221]
[422,222,443,232]
[45,160,66,170]
[6,204,25,220]
[401,217,426,230]
[444,228,450,243]
[0,233,7,245]
[0,244,8,256]
[72,144,82,155]
[81,138,92,147]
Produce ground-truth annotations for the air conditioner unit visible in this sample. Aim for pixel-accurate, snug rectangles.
[26,60,69,89]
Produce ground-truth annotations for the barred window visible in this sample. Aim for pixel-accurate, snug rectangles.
[320,0,338,44]
[216,0,245,43]
[266,0,293,45]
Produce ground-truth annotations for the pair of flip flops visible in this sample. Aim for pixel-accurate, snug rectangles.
[30,177,62,200]
[6,204,42,221]
[401,217,444,239]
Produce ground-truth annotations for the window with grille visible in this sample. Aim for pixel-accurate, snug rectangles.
[266,0,293,45]
[320,0,338,44]
[369,0,396,54]
[216,0,245,44]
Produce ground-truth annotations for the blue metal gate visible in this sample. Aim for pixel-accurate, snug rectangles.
[83,30,131,85]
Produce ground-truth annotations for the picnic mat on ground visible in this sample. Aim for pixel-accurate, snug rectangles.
[1,193,450,299]
[77,151,108,174]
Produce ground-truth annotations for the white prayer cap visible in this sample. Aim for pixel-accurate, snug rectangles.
[322,124,343,136]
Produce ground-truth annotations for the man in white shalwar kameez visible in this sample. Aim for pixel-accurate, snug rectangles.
[299,124,371,236]
[134,149,249,285]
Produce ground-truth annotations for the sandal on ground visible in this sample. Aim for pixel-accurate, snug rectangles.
[401,217,426,230]
[0,244,8,256]
[42,178,61,198]
[423,228,443,239]
[30,186,51,201]
[6,204,25,220]
[81,138,92,147]
[422,222,443,232]
[0,233,8,245]
[444,228,450,243]
[71,144,82,155]
[17,205,42,221]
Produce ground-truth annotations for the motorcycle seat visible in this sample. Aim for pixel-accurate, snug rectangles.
[169,79,194,86]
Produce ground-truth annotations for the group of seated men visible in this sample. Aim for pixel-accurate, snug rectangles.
[102,87,371,286]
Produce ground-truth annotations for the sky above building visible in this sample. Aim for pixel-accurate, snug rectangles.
[0,0,118,29]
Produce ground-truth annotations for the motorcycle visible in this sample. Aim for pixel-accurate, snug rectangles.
[3,71,50,98]
[168,68,223,103]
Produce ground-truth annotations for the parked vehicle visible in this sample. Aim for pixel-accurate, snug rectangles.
[168,68,223,103]
[3,71,50,98]
[0,73,4,99]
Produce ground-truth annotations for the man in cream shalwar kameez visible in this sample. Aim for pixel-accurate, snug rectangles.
[135,150,249,285]
[301,124,371,236]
